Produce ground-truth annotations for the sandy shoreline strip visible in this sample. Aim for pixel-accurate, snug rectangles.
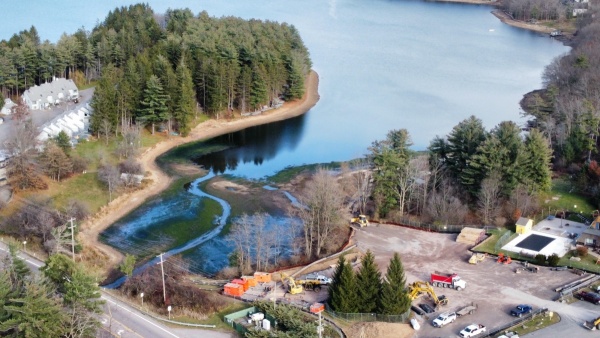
[80,71,320,271]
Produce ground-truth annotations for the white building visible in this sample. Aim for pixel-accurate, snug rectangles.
[22,78,79,111]
[1,98,16,115]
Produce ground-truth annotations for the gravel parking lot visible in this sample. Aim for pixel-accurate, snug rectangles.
[353,223,599,338]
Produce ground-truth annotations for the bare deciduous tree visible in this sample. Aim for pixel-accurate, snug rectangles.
[39,142,73,181]
[478,172,502,224]
[425,179,469,225]
[295,168,346,258]
[5,120,47,191]
[98,163,120,201]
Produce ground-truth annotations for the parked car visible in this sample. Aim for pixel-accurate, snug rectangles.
[303,274,332,285]
[575,291,600,305]
[432,312,457,327]
[418,303,435,314]
[510,304,533,317]
[459,324,486,338]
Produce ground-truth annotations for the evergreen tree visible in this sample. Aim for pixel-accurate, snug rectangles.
[355,250,381,313]
[285,54,305,100]
[173,61,196,136]
[54,130,72,154]
[522,129,553,192]
[249,67,268,110]
[90,64,120,136]
[0,277,66,337]
[137,75,170,134]
[328,255,358,313]
[378,253,410,315]
[0,271,15,324]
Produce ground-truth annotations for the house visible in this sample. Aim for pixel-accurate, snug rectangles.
[0,150,10,186]
[1,98,16,115]
[22,78,79,110]
[573,8,588,17]
[516,217,533,235]
[577,216,600,247]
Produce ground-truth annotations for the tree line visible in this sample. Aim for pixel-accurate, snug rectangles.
[521,4,600,203]
[0,246,103,337]
[501,0,571,21]
[0,4,311,138]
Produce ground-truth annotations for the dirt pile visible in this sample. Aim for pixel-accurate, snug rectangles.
[345,322,414,338]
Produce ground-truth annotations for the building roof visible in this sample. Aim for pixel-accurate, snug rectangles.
[582,228,600,237]
[516,217,532,226]
[23,78,78,106]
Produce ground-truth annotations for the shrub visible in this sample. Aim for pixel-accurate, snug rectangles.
[534,254,547,266]
[548,253,560,267]
[575,246,588,257]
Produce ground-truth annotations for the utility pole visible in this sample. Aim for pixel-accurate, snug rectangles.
[68,218,76,260]
[158,253,166,303]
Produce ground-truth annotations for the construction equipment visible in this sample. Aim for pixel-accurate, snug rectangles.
[295,278,323,292]
[497,252,512,264]
[280,273,303,295]
[468,253,486,264]
[350,215,369,227]
[584,316,600,330]
[408,281,448,307]
[456,303,478,317]
[431,272,467,290]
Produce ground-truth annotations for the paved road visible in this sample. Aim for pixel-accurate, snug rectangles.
[0,242,235,338]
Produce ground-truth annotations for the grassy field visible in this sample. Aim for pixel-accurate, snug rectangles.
[540,178,595,221]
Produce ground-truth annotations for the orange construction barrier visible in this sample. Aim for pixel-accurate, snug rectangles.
[242,276,257,287]
[497,253,505,263]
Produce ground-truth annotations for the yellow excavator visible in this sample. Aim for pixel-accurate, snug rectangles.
[350,215,369,227]
[408,281,448,307]
[584,316,600,330]
[280,273,303,295]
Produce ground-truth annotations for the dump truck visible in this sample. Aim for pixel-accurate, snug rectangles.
[350,215,369,227]
[584,316,600,330]
[431,272,467,290]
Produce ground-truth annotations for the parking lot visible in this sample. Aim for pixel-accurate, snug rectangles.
[353,223,599,337]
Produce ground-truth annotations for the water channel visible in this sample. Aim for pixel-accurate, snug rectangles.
[82,0,572,279]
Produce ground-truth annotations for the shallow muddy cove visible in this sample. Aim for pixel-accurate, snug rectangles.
[100,0,569,276]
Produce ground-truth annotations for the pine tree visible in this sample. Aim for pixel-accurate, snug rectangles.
[137,75,170,134]
[0,277,66,337]
[328,255,358,313]
[355,250,381,313]
[378,253,410,315]
[54,130,71,154]
[522,129,552,192]
[173,61,196,136]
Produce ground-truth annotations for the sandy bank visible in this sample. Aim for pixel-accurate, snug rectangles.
[491,9,555,34]
[80,71,320,273]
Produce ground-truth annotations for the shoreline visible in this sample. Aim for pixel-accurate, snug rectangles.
[80,70,320,273]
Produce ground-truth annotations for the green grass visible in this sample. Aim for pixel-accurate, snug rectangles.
[72,138,119,171]
[494,312,560,337]
[51,173,110,213]
[557,251,600,274]
[473,228,511,254]
[540,178,595,220]
[264,162,342,184]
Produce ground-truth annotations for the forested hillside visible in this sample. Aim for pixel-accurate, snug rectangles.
[0,4,312,137]
[520,3,600,201]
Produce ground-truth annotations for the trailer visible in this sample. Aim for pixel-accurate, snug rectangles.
[456,303,477,317]
[431,272,467,290]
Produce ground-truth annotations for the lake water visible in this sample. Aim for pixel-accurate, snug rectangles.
[4,0,570,274]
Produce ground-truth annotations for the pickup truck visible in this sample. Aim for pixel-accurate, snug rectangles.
[459,324,486,338]
[302,274,332,285]
[510,304,532,317]
[432,312,456,327]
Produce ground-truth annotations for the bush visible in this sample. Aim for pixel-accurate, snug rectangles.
[575,246,588,257]
[548,253,560,267]
[534,254,547,266]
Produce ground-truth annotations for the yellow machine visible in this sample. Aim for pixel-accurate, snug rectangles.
[280,273,303,295]
[583,316,600,330]
[469,253,487,264]
[350,215,369,227]
[408,281,448,307]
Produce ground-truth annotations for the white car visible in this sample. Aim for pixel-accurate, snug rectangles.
[459,324,486,338]
[432,312,456,328]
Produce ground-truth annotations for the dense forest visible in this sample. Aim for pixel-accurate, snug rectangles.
[0,4,312,137]
[520,2,600,203]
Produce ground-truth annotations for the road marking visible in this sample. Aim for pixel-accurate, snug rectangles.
[102,296,180,338]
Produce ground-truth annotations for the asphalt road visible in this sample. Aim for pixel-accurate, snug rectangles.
[0,241,235,338]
